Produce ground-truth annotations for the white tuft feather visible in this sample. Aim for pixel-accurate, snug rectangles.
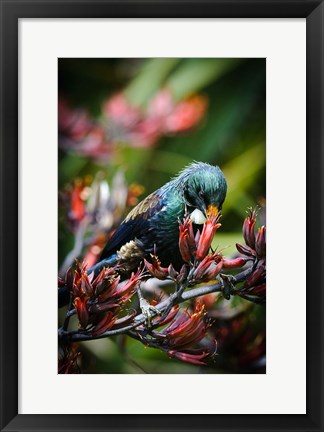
[190,208,207,225]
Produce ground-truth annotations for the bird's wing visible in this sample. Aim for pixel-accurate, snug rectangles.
[100,191,165,259]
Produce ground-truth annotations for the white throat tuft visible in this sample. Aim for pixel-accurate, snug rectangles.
[189,208,207,225]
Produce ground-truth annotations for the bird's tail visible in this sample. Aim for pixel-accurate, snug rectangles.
[58,254,119,308]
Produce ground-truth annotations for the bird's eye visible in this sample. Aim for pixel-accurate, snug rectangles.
[198,190,205,198]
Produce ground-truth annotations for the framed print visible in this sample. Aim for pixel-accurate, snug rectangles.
[1,1,323,431]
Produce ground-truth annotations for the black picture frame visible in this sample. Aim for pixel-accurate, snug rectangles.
[1,1,323,431]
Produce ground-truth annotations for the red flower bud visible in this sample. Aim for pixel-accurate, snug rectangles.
[196,216,221,261]
[244,261,266,288]
[179,217,196,262]
[92,267,116,287]
[193,256,214,280]
[222,257,249,269]
[81,273,94,297]
[72,262,88,297]
[167,350,209,365]
[74,297,89,328]
[236,243,256,257]
[168,264,180,280]
[243,208,258,249]
[112,311,137,329]
[97,276,120,303]
[135,303,216,366]
[89,302,120,313]
[96,276,120,300]
[153,305,180,327]
[255,226,266,259]
[144,256,169,279]
[115,269,142,298]
[92,312,117,337]
[202,260,223,281]
[249,283,266,296]
[193,256,223,282]
[161,303,208,348]
[176,264,188,284]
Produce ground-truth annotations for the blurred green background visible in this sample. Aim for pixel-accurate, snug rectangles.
[58,58,266,373]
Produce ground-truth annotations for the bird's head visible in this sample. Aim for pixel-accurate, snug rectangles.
[176,162,227,225]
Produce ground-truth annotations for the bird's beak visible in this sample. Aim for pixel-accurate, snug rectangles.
[206,204,219,217]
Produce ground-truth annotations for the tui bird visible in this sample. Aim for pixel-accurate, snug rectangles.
[58,162,227,307]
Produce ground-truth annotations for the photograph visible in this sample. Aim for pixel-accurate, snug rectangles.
[57,57,266,374]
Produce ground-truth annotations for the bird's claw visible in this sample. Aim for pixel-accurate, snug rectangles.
[139,297,161,327]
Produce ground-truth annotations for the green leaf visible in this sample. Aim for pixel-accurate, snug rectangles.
[125,58,180,107]
[166,58,242,100]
